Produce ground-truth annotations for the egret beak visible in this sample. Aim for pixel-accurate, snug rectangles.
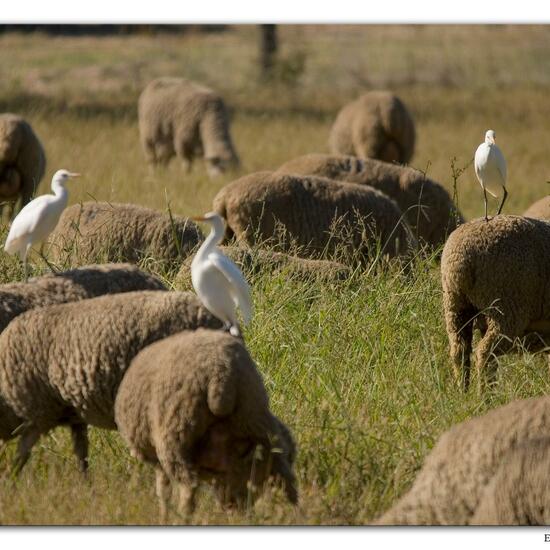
[191,215,207,222]
[68,173,81,178]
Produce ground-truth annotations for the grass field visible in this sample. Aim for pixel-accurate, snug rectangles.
[1,24,550,525]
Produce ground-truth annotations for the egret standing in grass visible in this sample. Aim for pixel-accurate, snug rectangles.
[4,169,80,281]
[191,212,252,337]
[474,129,507,221]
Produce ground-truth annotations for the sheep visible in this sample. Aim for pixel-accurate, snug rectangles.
[374,395,550,525]
[0,113,46,217]
[328,91,415,164]
[471,437,550,525]
[138,77,239,177]
[47,201,203,270]
[441,215,550,391]
[0,263,167,447]
[115,328,297,519]
[277,153,464,249]
[212,171,416,264]
[0,262,166,334]
[0,290,222,473]
[524,195,550,221]
[175,245,352,288]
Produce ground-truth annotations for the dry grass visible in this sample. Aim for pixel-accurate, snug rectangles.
[1,24,550,525]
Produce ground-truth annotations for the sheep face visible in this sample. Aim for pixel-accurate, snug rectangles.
[206,155,239,178]
[0,167,22,199]
[193,420,297,508]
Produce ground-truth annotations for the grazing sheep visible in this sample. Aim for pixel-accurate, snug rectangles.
[524,196,550,220]
[0,113,46,217]
[213,171,416,264]
[328,91,415,164]
[176,245,352,288]
[471,437,550,525]
[0,263,166,446]
[441,215,550,391]
[375,395,550,525]
[115,329,297,519]
[0,290,222,473]
[138,77,239,177]
[48,202,203,269]
[277,153,464,248]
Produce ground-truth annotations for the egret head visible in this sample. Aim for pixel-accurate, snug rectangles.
[191,211,226,234]
[52,169,80,186]
[485,130,496,145]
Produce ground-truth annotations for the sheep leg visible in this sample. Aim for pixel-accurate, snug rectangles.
[155,468,171,523]
[71,423,89,473]
[12,426,41,475]
[475,322,513,393]
[177,481,197,519]
[497,186,508,216]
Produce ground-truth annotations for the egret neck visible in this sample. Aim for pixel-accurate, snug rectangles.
[51,173,70,210]
[194,214,225,263]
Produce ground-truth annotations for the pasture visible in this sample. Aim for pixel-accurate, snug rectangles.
[1,24,550,525]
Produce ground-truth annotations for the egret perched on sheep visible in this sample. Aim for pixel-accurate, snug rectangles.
[191,212,252,337]
[4,169,80,281]
[474,130,507,221]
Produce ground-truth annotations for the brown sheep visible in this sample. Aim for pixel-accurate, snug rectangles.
[375,396,550,525]
[212,171,416,264]
[0,263,166,445]
[524,195,550,220]
[328,91,415,164]
[115,329,297,520]
[0,113,46,217]
[138,77,239,177]
[0,290,222,473]
[441,215,550,391]
[47,201,203,270]
[471,437,550,525]
[277,153,464,249]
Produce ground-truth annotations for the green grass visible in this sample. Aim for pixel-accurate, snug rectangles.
[1,25,550,525]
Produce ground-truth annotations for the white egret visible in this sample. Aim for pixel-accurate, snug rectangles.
[190,212,252,337]
[4,169,80,280]
[474,129,507,221]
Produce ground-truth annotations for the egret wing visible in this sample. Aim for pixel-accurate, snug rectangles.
[493,145,507,185]
[208,251,253,325]
[4,196,54,252]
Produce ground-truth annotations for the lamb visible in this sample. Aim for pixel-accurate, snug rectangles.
[0,290,222,473]
[175,245,352,287]
[471,437,550,525]
[0,263,167,446]
[115,328,297,519]
[138,77,239,177]
[524,195,550,220]
[0,113,46,217]
[212,171,416,264]
[441,215,550,391]
[48,201,203,270]
[328,91,415,164]
[277,153,464,249]
[374,395,550,525]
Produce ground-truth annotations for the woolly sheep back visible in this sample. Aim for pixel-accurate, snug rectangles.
[0,113,46,215]
[213,171,416,263]
[0,290,222,471]
[48,201,203,269]
[115,328,297,517]
[138,77,239,176]
[328,91,415,164]
[375,395,550,525]
[277,153,464,248]
[524,196,550,220]
[441,215,550,390]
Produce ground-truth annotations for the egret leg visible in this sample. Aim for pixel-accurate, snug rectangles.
[497,186,508,216]
[22,243,32,282]
[482,185,489,222]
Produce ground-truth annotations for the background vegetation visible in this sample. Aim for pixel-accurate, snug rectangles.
[1,24,550,525]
